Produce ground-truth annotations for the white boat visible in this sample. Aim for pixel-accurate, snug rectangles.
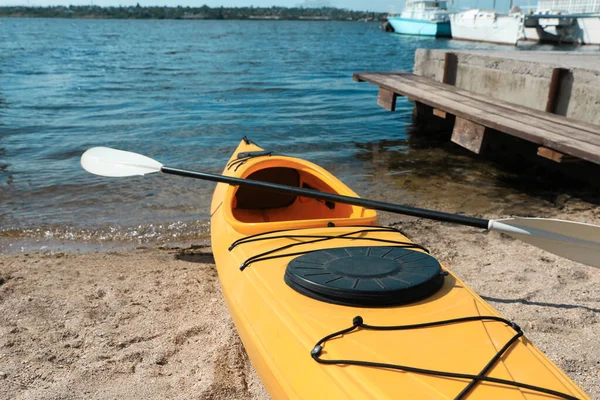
[450,8,525,45]
[577,15,600,43]
[387,0,452,37]
[524,14,600,44]
[522,12,579,42]
[523,0,600,44]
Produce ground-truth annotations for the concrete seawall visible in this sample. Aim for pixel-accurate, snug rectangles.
[413,50,600,126]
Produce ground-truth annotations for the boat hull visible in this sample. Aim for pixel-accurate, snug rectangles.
[450,12,523,45]
[523,15,600,44]
[210,139,590,399]
[388,17,451,37]
[579,16,600,44]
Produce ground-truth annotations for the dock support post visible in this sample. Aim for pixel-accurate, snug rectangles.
[537,147,580,163]
[377,88,397,111]
[412,101,432,123]
[433,109,447,119]
[451,117,490,154]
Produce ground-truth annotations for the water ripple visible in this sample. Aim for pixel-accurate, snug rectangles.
[0,18,571,242]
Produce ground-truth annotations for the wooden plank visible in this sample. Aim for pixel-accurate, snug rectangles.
[413,77,600,148]
[392,72,600,140]
[451,117,488,154]
[353,71,406,82]
[355,72,600,164]
[413,72,600,138]
[377,88,397,111]
[537,147,581,163]
[433,108,447,119]
[352,73,364,82]
[413,78,600,150]
[358,72,600,137]
[545,68,569,114]
[357,73,600,147]
[410,71,599,135]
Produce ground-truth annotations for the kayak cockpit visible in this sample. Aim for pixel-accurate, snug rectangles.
[232,167,356,223]
[224,159,377,232]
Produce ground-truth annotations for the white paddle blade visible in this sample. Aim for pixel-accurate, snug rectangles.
[489,217,600,268]
[81,147,163,177]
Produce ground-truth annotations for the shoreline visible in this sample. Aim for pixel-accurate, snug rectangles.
[1,201,599,399]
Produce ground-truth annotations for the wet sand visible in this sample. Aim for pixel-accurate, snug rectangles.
[1,197,599,400]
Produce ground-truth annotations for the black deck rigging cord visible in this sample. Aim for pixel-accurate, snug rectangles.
[229,225,402,250]
[230,226,429,271]
[311,316,580,400]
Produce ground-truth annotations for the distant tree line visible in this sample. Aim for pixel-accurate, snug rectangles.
[0,5,386,21]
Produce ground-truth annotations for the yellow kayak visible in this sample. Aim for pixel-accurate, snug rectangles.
[210,138,589,400]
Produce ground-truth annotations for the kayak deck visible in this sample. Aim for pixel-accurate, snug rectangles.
[210,139,589,400]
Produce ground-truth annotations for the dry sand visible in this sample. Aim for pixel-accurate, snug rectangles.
[1,203,599,399]
[0,245,268,400]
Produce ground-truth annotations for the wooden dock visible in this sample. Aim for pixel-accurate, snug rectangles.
[353,71,600,165]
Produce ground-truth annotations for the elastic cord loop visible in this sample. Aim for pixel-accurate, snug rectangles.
[312,316,579,400]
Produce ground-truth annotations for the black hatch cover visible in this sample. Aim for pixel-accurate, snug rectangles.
[284,246,445,307]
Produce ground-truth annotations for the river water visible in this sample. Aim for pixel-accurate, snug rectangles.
[0,18,589,247]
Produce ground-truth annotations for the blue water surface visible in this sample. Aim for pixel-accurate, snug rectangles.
[0,18,565,239]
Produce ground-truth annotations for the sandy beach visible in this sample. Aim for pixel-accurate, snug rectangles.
[1,195,599,400]
[3,14,600,400]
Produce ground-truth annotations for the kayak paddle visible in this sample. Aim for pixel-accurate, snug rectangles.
[81,146,600,268]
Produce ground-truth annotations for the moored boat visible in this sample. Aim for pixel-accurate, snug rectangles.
[522,0,600,44]
[578,15,600,43]
[523,12,600,44]
[450,8,525,45]
[387,0,452,37]
[209,137,590,399]
[522,12,580,43]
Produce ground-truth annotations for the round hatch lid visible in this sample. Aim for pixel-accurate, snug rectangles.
[284,246,445,307]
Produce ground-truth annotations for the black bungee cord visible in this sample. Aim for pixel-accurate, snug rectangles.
[311,316,580,400]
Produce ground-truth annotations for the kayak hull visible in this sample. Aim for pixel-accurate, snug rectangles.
[210,139,589,399]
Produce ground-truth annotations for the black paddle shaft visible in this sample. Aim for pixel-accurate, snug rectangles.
[161,166,490,229]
